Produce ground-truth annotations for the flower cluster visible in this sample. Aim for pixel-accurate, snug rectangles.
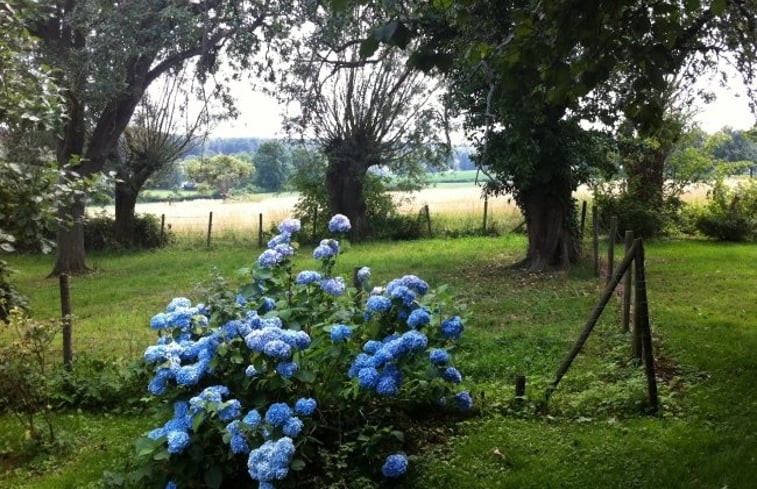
[138,214,472,489]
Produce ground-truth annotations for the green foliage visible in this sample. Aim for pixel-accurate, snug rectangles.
[0,260,29,322]
[253,141,292,192]
[83,214,171,251]
[0,309,60,443]
[185,155,253,199]
[695,179,757,241]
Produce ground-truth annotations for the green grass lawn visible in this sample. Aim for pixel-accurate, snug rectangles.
[2,237,755,488]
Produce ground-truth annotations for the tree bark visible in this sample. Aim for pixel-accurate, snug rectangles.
[518,181,580,271]
[114,181,139,248]
[49,196,89,276]
[626,146,666,211]
[325,157,369,242]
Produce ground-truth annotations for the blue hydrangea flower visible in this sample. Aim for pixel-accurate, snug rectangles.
[401,330,428,352]
[363,340,383,354]
[268,232,291,248]
[247,437,296,482]
[321,238,340,252]
[358,367,380,389]
[166,430,190,454]
[243,409,262,427]
[230,433,250,454]
[387,283,415,306]
[328,214,351,233]
[357,266,371,282]
[245,365,258,377]
[442,366,463,383]
[429,349,450,365]
[454,391,473,410]
[407,308,431,328]
[166,297,192,312]
[321,277,346,296]
[282,416,304,437]
[296,270,322,285]
[264,403,292,427]
[219,399,242,422]
[366,295,392,314]
[166,481,177,489]
[330,324,352,342]
[376,375,400,396]
[276,361,298,378]
[313,244,336,260]
[441,316,464,340]
[263,339,292,359]
[294,398,317,416]
[278,218,301,234]
[235,294,247,307]
[274,243,294,257]
[401,275,429,295]
[259,297,276,314]
[382,453,409,478]
[150,313,169,330]
[257,249,282,268]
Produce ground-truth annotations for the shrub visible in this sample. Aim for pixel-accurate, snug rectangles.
[0,258,29,322]
[127,215,471,489]
[695,179,757,241]
[83,213,171,251]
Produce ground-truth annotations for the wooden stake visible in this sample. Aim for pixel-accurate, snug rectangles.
[160,214,165,245]
[634,240,659,414]
[544,239,639,406]
[424,204,432,237]
[607,216,617,284]
[622,230,634,332]
[580,201,587,237]
[593,205,599,277]
[59,274,72,370]
[482,195,489,233]
[206,211,213,248]
[258,213,263,248]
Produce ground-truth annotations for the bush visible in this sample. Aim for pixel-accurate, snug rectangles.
[83,213,171,251]
[125,215,472,489]
[0,259,29,322]
[695,179,757,241]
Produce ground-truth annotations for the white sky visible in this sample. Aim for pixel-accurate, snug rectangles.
[209,73,756,140]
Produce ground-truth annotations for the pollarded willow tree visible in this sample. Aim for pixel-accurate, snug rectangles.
[281,5,449,242]
[25,0,299,274]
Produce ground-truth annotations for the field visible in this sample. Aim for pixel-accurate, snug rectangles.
[1,232,756,488]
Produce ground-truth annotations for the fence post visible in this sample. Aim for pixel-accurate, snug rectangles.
[258,213,263,248]
[622,230,634,332]
[592,205,599,277]
[160,214,165,245]
[607,216,617,284]
[634,239,659,414]
[515,374,526,397]
[580,200,587,237]
[59,274,72,370]
[632,237,643,363]
[482,195,489,233]
[424,204,432,237]
[206,211,213,248]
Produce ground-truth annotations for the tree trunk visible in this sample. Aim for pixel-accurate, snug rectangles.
[114,181,139,247]
[50,197,89,276]
[518,182,580,271]
[325,158,369,242]
[626,146,665,210]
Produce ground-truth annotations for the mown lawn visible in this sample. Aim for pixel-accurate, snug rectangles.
[1,236,755,488]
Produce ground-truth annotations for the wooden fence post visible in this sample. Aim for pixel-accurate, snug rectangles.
[592,205,599,277]
[634,239,659,413]
[424,204,432,237]
[632,237,643,362]
[206,211,213,248]
[482,195,489,234]
[607,216,617,284]
[580,201,587,237]
[59,274,72,370]
[544,239,639,406]
[515,374,526,397]
[160,214,165,244]
[258,213,263,248]
[622,230,634,332]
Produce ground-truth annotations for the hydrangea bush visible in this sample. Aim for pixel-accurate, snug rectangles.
[131,215,471,489]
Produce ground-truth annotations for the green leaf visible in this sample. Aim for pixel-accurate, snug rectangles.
[204,466,223,489]
[290,458,306,471]
[153,450,170,461]
[192,413,204,432]
[294,370,316,383]
[711,0,726,15]
[359,37,379,59]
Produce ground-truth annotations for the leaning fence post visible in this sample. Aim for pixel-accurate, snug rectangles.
[622,230,634,332]
[59,274,73,370]
[206,211,213,248]
[607,216,617,284]
[424,204,432,237]
[258,213,263,248]
[634,239,659,414]
[482,195,489,233]
[592,205,599,277]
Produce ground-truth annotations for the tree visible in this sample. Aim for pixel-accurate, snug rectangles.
[358,0,756,268]
[25,0,298,274]
[186,155,252,199]
[112,72,206,247]
[283,8,448,241]
[253,141,292,192]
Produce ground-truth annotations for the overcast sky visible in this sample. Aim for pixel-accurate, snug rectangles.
[209,74,756,140]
